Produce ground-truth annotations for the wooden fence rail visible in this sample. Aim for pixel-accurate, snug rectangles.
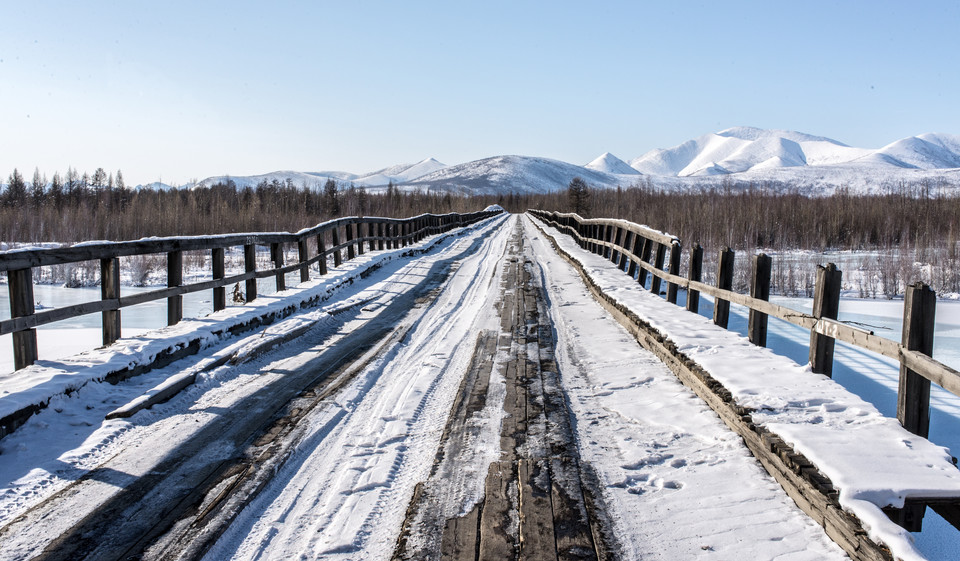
[1,210,501,370]
[528,209,960,438]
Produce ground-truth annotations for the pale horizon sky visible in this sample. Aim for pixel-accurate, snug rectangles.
[2,1,959,186]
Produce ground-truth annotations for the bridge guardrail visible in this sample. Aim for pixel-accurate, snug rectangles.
[528,209,957,450]
[2,210,502,370]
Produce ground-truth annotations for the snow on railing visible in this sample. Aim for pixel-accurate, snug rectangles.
[1,210,502,371]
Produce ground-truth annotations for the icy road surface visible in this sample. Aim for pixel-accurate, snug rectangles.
[0,214,846,560]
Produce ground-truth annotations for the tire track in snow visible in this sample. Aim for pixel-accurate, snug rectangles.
[200,215,514,561]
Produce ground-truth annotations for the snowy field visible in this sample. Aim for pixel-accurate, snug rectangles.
[1,214,960,559]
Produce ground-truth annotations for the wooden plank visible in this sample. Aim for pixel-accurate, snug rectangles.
[167,250,183,326]
[270,242,285,291]
[478,460,517,560]
[101,257,121,346]
[243,244,257,302]
[666,242,682,304]
[212,247,226,312]
[748,253,772,347]
[518,459,558,561]
[713,248,735,328]
[686,244,703,313]
[331,226,343,267]
[441,505,481,561]
[8,268,38,370]
[898,283,936,439]
[317,233,328,275]
[810,263,842,376]
[298,239,310,283]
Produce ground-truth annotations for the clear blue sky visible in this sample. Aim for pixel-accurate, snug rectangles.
[2,1,958,186]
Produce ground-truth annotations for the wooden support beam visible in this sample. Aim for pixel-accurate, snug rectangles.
[167,250,183,326]
[667,242,682,304]
[651,243,667,295]
[316,233,328,275]
[378,222,385,251]
[619,231,633,272]
[244,244,257,302]
[8,268,38,370]
[101,257,121,346]
[610,227,622,264]
[898,283,936,438]
[638,239,652,288]
[298,239,310,283]
[809,263,842,376]
[331,227,343,266]
[713,247,735,329]
[346,224,356,260]
[212,248,226,312]
[271,242,285,291]
[686,244,703,314]
[749,253,772,347]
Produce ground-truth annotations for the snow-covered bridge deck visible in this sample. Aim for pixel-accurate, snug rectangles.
[0,214,958,560]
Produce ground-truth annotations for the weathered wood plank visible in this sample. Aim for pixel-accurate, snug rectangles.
[101,257,121,346]
[898,283,936,439]
[810,263,842,376]
[748,253,771,347]
[713,248,735,328]
[167,250,183,326]
[9,268,38,370]
[212,247,226,312]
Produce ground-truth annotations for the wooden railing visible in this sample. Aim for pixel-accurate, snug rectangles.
[528,210,958,445]
[1,210,502,370]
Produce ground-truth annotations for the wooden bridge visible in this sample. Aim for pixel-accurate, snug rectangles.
[1,209,960,560]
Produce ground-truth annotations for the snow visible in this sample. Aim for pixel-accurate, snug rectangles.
[523,216,847,559]
[585,152,641,175]
[4,213,960,558]
[531,215,960,560]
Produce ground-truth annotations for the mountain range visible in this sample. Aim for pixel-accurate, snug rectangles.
[182,127,960,196]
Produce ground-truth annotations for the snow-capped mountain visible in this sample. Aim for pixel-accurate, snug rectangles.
[186,128,960,196]
[585,152,641,175]
[195,158,448,190]
[402,155,629,195]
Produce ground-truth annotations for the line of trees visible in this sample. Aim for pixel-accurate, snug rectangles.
[3,167,958,257]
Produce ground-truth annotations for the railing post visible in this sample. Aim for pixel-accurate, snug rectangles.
[244,244,258,302]
[667,241,682,304]
[637,239,652,288]
[898,283,936,438]
[332,227,343,266]
[603,226,613,259]
[610,227,621,264]
[355,222,365,256]
[651,243,667,295]
[212,247,226,311]
[346,224,356,260]
[369,222,377,252]
[9,268,38,370]
[271,242,285,291]
[714,247,735,328]
[167,250,183,326]
[378,222,385,251]
[686,244,703,313]
[809,263,842,376]
[317,232,328,275]
[298,238,310,283]
[101,257,121,346]
[749,253,772,346]
[618,231,633,272]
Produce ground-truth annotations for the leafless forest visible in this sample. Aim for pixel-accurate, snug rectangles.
[2,168,958,296]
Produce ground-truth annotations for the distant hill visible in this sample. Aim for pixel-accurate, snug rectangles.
[185,128,960,196]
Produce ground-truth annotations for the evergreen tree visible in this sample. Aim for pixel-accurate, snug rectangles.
[323,179,340,216]
[567,176,591,216]
[31,168,45,208]
[4,168,26,206]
